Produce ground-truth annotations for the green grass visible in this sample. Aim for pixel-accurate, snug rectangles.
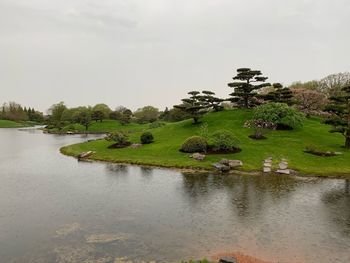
[0,119,31,128]
[60,109,350,177]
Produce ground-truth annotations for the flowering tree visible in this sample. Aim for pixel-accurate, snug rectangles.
[244,119,276,139]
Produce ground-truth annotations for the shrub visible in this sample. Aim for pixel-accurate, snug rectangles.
[149,121,165,129]
[244,119,276,139]
[140,132,154,144]
[253,102,305,129]
[209,130,239,151]
[180,136,207,153]
[105,131,130,146]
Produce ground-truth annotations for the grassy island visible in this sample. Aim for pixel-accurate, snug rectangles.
[60,110,350,177]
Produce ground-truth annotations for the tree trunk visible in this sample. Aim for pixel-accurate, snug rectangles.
[193,117,198,124]
[244,96,249,108]
[345,136,350,149]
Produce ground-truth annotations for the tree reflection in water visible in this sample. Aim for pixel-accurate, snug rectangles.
[181,172,299,221]
[321,179,350,236]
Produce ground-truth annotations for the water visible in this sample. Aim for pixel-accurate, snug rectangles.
[0,128,349,263]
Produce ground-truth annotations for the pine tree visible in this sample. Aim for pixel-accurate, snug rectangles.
[228,68,270,108]
[263,83,293,105]
[174,91,208,124]
[200,91,224,111]
[325,85,350,148]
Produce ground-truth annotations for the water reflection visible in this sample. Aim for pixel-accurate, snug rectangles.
[1,128,350,263]
[106,163,129,175]
[321,179,350,236]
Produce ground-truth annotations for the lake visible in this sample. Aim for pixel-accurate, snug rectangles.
[0,127,349,263]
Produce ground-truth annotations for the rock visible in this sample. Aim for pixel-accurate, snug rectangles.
[130,143,142,149]
[279,162,288,170]
[219,256,237,263]
[190,153,206,161]
[78,151,94,159]
[219,159,230,165]
[85,234,127,244]
[228,160,243,168]
[263,162,272,167]
[276,169,290,175]
[212,163,230,172]
[335,152,343,155]
[263,167,272,173]
[66,131,74,135]
[55,223,81,238]
[54,244,95,263]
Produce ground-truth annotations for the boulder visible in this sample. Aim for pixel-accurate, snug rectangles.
[276,169,290,175]
[279,162,288,170]
[228,160,243,168]
[78,151,94,159]
[212,163,230,172]
[219,256,237,263]
[190,153,206,161]
[85,234,127,244]
[219,159,230,165]
[130,143,142,149]
[263,167,271,173]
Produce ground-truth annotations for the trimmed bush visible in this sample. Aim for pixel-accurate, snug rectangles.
[105,131,130,148]
[140,132,154,144]
[180,136,207,153]
[253,102,305,129]
[149,121,165,129]
[209,130,239,151]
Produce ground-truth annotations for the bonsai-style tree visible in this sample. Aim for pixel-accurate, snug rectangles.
[263,83,294,105]
[174,91,208,124]
[324,85,350,148]
[200,91,224,111]
[228,68,270,108]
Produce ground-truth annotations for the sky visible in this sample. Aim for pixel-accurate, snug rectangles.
[1,0,349,112]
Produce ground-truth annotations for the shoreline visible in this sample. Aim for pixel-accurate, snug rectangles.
[59,147,350,179]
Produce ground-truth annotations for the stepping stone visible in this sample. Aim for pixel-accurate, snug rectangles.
[219,256,237,263]
[264,163,272,167]
[279,162,288,169]
[263,167,271,173]
[276,169,290,175]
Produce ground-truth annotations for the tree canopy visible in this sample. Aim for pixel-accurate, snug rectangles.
[325,85,350,148]
[228,68,270,108]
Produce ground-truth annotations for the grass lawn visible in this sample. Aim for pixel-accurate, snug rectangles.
[0,119,31,128]
[60,109,350,177]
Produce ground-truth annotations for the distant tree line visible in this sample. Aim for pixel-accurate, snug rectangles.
[0,102,44,122]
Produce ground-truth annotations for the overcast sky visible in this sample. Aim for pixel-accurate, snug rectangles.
[1,0,349,112]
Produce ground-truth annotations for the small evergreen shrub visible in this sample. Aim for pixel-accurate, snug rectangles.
[149,121,165,129]
[180,136,207,153]
[253,102,305,129]
[209,130,240,151]
[105,131,130,148]
[140,132,154,144]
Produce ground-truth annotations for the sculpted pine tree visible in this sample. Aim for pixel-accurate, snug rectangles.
[228,68,270,108]
[325,85,350,148]
[263,83,294,105]
[174,91,207,124]
[200,91,224,111]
